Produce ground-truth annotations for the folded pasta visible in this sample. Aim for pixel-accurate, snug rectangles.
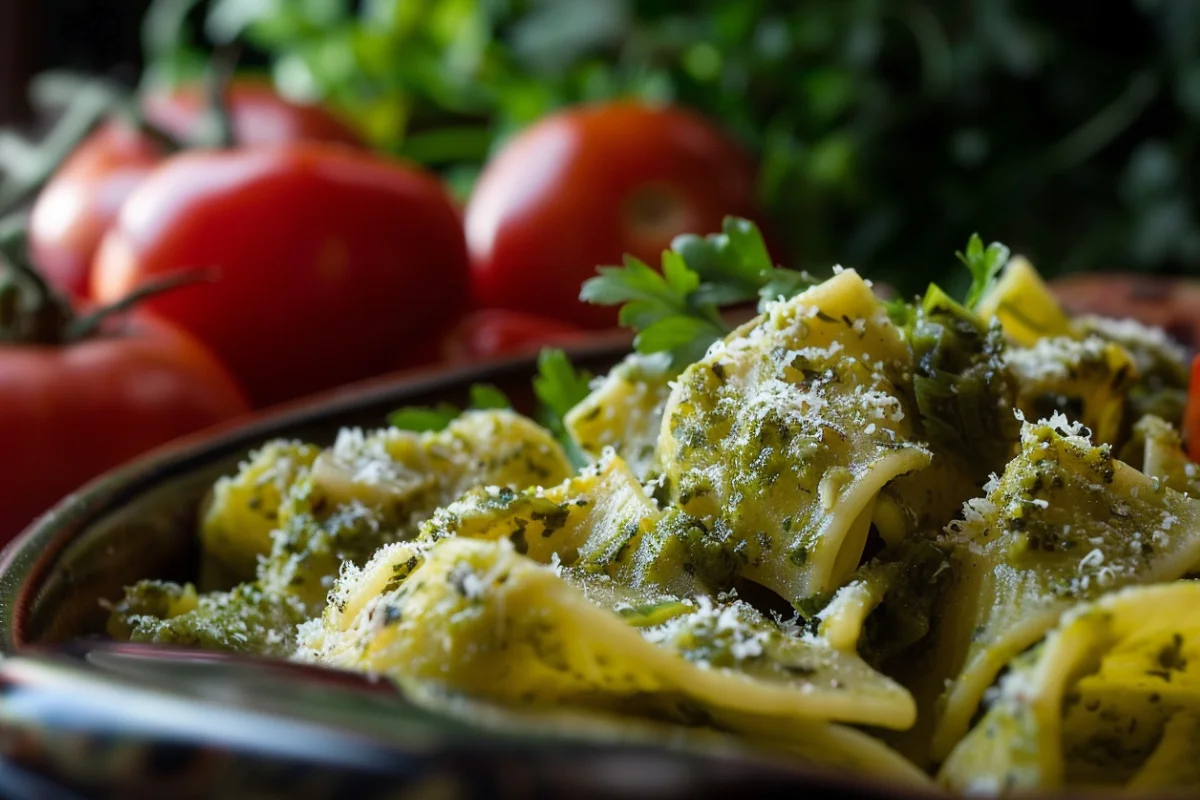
[657,270,934,604]
[297,535,917,730]
[565,352,674,481]
[939,582,1200,793]
[105,242,1200,794]
[108,410,572,652]
[929,414,1200,761]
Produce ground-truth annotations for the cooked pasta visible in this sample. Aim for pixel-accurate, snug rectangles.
[938,583,1200,793]
[108,251,1200,794]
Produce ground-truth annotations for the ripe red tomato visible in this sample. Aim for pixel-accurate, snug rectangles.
[91,143,470,408]
[439,308,590,363]
[141,79,363,150]
[29,80,363,299]
[0,313,248,540]
[465,101,763,328]
[28,123,165,298]
[1187,355,1200,461]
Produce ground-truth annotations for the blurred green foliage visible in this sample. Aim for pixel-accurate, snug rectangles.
[144,0,1200,293]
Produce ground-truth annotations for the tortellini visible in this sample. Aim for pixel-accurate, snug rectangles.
[255,409,573,610]
[975,256,1074,346]
[1127,414,1200,497]
[1002,336,1137,447]
[200,440,320,586]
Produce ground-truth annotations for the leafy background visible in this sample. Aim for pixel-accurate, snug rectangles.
[57,0,1200,294]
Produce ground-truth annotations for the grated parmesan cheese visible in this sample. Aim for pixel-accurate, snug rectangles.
[1078,314,1188,364]
[1001,336,1110,382]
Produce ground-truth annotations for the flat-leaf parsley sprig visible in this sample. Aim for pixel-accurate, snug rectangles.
[957,233,1011,311]
[532,348,593,468]
[580,216,814,368]
[532,348,592,431]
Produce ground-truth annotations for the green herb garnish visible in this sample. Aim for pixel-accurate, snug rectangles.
[582,251,725,369]
[532,349,591,425]
[533,348,593,467]
[581,216,814,368]
[885,232,1010,328]
[386,403,460,433]
[388,383,512,432]
[957,233,1012,310]
[903,244,1021,479]
[468,383,512,411]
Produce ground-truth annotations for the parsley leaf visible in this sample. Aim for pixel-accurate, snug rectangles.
[883,295,918,330]
[388,383,512,432]
[532,348,592,431]
[907,286,1020,482]
[674,217,817,311]
[672,218,770,306]
[387,403,459,432]
[581,216,814,368]
[468,383,511,410]
[532,348,593,468]
[957,233,1011,310]
[581,253,726,369]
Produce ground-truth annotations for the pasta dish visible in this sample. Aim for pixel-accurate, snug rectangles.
[105,235,1200,795]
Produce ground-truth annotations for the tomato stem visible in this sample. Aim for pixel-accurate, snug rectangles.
[0,214,214,346]
[113,105,184,155]
[0,90,109,216]
[0,218,74,344]
[195,45,242,150]
[30,73,180,152]
[66,268,218,343]
[0,74,183,217]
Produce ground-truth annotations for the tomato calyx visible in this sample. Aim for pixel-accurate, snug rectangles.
[0,218,212,346]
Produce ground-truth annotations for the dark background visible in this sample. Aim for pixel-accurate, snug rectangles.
[3,0,1199,291]
[0,0,150,125]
